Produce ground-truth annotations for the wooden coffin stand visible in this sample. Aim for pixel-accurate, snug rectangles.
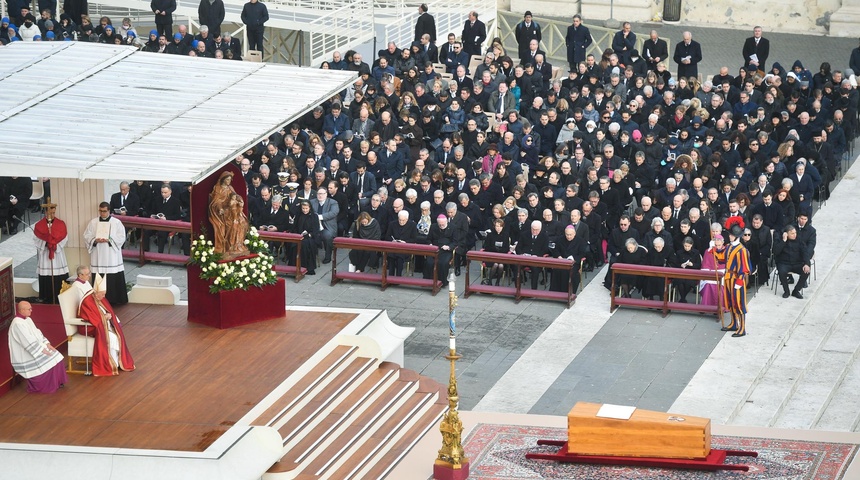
[526,402,758,472]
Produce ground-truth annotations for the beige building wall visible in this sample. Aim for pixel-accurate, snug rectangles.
[503,0,857,37]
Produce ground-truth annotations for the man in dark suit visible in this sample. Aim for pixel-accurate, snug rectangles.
[461,11,486,56]
[223,31,242,60]
[350,161,378,209]
[446,202,470,275]
[514,11,542,63]
[565,14,591,71]
[414,3,436,44]
[673,31,703,80]
[611,22,636,65]
[642,29,668,72]
[109,181,142,217]
[150,0,176,38]
[516,220,550,289]
[149,184,183,253]
[741,26,769,71]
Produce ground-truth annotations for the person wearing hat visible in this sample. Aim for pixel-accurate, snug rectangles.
[514,11,542,63]
[32,199,69,304]
[717,224,750,336]
[166,31,188,55]
[150,0,176,38]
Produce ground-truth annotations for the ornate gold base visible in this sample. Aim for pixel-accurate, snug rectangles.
[433,459,470,480]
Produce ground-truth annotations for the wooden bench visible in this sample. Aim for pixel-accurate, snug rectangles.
[610,263,724,321]
[331,238,444,295]
[464,251,577,307]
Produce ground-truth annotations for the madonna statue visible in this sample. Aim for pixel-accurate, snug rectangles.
[209,171,250,260]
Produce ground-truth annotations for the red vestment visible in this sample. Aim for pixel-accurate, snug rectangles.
[33,217,68,260]
[78,291,135,376]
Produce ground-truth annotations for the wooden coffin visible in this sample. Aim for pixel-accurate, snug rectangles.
[567,402,711,459]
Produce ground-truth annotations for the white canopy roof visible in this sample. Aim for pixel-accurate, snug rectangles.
[0,42,356,183]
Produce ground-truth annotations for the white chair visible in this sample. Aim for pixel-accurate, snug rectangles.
[58,288,94,375]
[26,179,44,225]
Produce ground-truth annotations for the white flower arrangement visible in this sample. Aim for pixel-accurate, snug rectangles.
[189,230,277,293]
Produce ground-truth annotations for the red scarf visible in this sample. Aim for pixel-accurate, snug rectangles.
[33,218,67,260]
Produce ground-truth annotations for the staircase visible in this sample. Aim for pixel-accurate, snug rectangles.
[255,344,448,480]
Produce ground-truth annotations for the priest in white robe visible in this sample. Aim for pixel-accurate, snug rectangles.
[83,202,128,305]
[33,199,69,304]
[8,301,67,393]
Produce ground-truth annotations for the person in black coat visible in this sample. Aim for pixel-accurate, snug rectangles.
[564,14,591,71]
[741,26,769,71]
[673,31,702,80]
[198,0,224,36]
[550,225,588,293]
[516,220,549,289]
[290,200,320,275]
[482,218,510,285]
[348,212,382,272]
[62,0,87,26]
[388,211,418,276]
[241,0,268,52]
[414,3,436,44]
[147,184,182,253]
[642,29,669,72]
[1,177,31,234]
[150,0,175,38]
[461,11,486,57]
[424,214,457,280]
[616,238,648,297]
[643,236,673,299]
[109,181,142,217]
[671,237,702,302]
[773,225,811,299]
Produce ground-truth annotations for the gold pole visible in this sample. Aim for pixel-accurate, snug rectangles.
[435,271,469,472]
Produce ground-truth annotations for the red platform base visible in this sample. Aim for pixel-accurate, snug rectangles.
[187,267,286,329]
[433,460,470,480]
[526,440,757,472]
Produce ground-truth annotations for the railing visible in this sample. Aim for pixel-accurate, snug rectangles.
[383,0,497,58]
[116,216,306,282]
[307,0,375,65]
[463,250,577,307]
[496,11,670,71]
[609,263,722,320]
[330,237,445,295]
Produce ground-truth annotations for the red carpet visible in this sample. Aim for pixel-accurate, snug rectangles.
[464,424,857,479]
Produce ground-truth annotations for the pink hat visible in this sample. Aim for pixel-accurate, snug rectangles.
[437,214,447,220]
[714,234,724,241]
[632,130,642,142]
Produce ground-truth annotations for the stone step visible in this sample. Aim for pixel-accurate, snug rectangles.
[729,265,860,427]
[814,357,860,432]
[772,290,860,430]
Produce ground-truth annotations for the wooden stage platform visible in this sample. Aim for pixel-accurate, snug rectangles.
[0,304,356,452]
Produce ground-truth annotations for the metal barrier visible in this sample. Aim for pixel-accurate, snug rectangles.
[496,11,670,71]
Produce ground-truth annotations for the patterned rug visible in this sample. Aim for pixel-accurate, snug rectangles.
[464,424,858,479]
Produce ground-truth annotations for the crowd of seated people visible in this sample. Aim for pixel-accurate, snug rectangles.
[22,10,849,299]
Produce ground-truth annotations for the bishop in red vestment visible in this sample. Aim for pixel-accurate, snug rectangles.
[78,288,135,376]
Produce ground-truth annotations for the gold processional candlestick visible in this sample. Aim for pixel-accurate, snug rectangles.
[436,271,469,471]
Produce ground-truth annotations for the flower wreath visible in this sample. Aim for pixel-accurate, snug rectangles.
[189,227,277,293]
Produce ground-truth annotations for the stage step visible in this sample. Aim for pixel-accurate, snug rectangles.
[262,355,446,480]
[255,345,360,427]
